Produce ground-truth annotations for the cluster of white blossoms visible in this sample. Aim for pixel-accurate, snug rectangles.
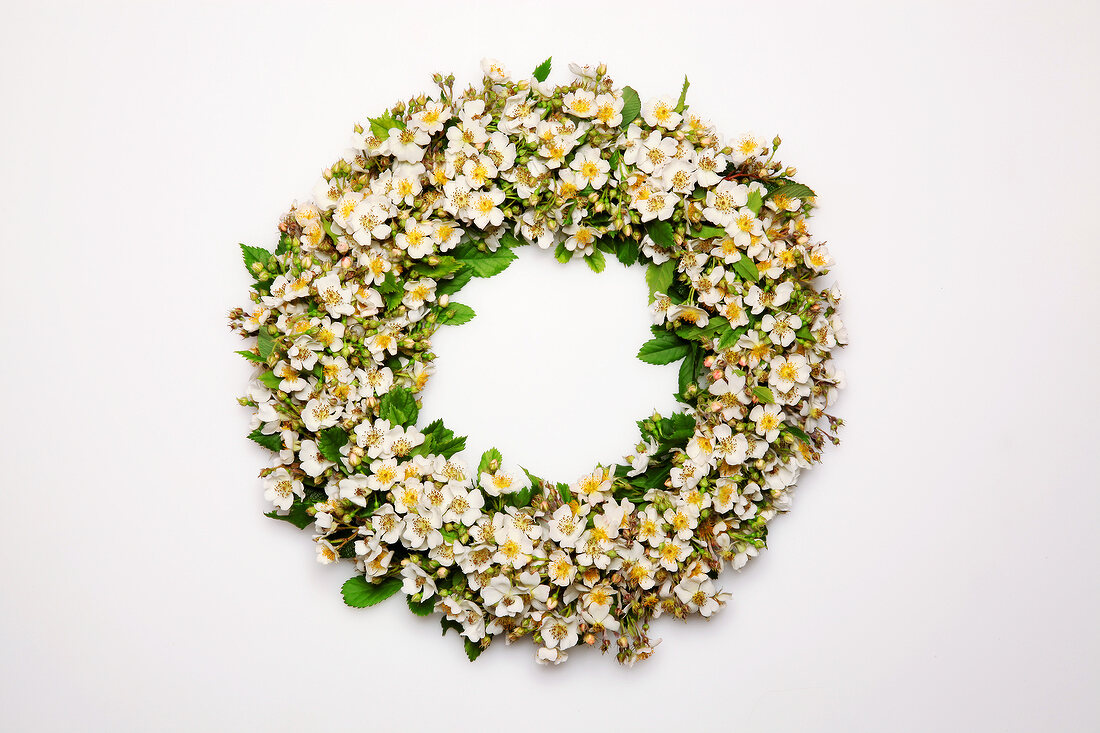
[231,58,845,665]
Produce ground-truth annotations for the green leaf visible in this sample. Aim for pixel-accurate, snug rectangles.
[637,330,691,365]
[341,575,402,608]
[746,190,763,215]
[437,303,476,326]
[441,617,463,637]
[674,75,690,113]
[716,325,745,350]
[645,260,676,303]
[478,448,502,476]
[795,325,814,343]
[453,243,518,278]
[241,244,273,280]
[533,56,552,82]
[236,349,265,364]
[662,412,697,443]
[620,86,641,128]
[264,501,315,530]
[465,638,485,662]
[556,483,573,503]
[691,224,728,240]
[416,419,467,459]
[732,256,760,282]
[770,182,816,200]
[675,316,729,344]
[584,250,606,273]
[257,329,276,360]
[785,425,812,444]
[317,425,350,463]
[368,112,405,140]
[436,267,474,296]
[678,344,701,398]
[752,386,776,404]
[407,595,437,617]
[257,370,281,389]
[645,220,676,249]
[509,485,533,508]
[499,231,525,249]
[248,429,282,452]
[411,256,464,279]
[378,387,418,427]
[554,243,573,264]
[614,237,639,266]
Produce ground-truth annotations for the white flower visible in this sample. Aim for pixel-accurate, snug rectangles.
[711,423,748,466]
[338,475,372,507]
[395,218,436,259]
[540,614,580,650]
[479,465,531,496]
[481,575,524,616]
[562,222,598,255]
[443,486,485,526]
[674,575,725,617]
[768,354,811,392]
[729,132,766,164]
[263,467,303,511]
[563,88,597,118]
[298,439,333,478]
[480,57,510,83]
[402,278,436,309]
[386,126,430,163]
[315,540,338,565]
[760,311,802,347]
[750,403,784,442]
[594,92,624,127]
[547,504,586,548]
[468,187,505,228]
[643,97,682,129]
[401,563,437,600]
[313,273,355,317]
[409,101,451,134]
[568,145,610,189]
[703,180,749,227]
[546,549,577,586]
[302,397,341,432]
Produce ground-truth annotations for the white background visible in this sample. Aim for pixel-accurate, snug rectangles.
[2,1,1098,730]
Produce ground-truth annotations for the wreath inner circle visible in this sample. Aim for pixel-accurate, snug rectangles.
[230,58,846,666]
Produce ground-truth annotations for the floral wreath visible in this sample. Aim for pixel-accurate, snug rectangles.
[230,58,846,665]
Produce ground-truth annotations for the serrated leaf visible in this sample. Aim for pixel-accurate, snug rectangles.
[341,575,402,608]
[248,428,282,452]
[752,386,776,404]
[556,483,573,503]
[407,595,437,617]
[317,425,350,463]
[676,316,729,344]
[453,243,518,278]
[441,617,463,637]
[437,303,476,326]
[662,412,697,443]
[464,638,485,661]
[436,267,474,296]
[237,349,265,364]
[257,370,281,389]
[510,486,533,508]
[747,190,763,215]
[257,329,276,360]
[732,256,760,282]
[264,501,314,530]
[716,324,744,350]
[241,244,273,280]
[499,231,525,249]
[584,250,606,273]
[614,237,639,266]
[554,243,573,264]
[637,330,691,365]
[674,75,690,114]
[620,86,641,128]
[368,113,405,140]
[645,220,676,249]
[533,56,552,82]
[478,447,502,476]
[378,387,418,427]
[645,260,676,303]
[770,182,816,200]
